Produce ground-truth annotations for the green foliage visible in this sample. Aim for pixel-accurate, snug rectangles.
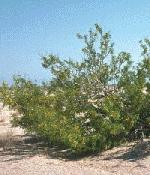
[0,24,149,153]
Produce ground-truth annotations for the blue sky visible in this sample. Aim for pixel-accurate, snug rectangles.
[0,0,150,84]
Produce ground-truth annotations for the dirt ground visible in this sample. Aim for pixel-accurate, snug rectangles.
[0,103,149,175]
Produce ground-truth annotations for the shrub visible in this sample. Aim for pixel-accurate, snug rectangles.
[0,24,149,153]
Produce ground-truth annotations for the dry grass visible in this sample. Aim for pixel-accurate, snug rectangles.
[0,129,14,151]
[0,112,5,123]
[0,118,5,123]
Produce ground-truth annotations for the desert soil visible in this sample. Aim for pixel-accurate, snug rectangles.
[0,103,149,175]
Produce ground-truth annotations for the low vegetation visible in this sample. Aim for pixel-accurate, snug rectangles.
[0,130,14,151]
[0,24,149,154]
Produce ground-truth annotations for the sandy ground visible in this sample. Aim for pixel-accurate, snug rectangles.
[0,103,149,175]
